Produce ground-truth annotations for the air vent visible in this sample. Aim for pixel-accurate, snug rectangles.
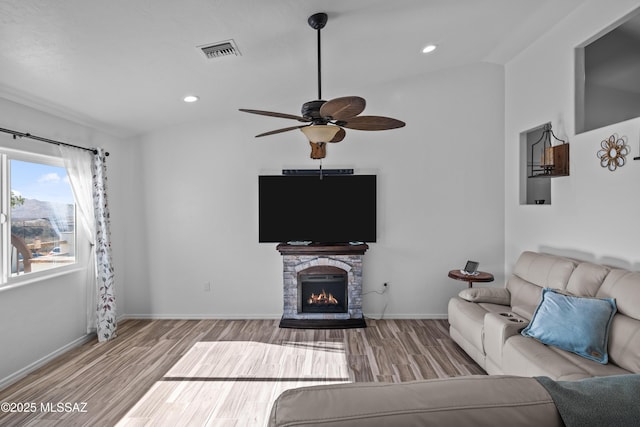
[198,39,241,59]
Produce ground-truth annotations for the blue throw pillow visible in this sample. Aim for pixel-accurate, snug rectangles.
[521,288,616,364]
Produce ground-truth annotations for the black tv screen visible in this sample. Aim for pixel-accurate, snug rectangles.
[259,174,377,243]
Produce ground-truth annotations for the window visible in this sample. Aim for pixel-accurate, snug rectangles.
[1,151,77,284]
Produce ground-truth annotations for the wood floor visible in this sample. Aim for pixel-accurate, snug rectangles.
[0,319,484,426]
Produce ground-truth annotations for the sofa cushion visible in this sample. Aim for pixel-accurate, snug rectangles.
[565,262,610,297]
[506,252,577,317]
[503,335,631,380]
[594,269,640,373]
[507,276,544,319]
[511,251,577,291]
[521,289,616,364]
[607,314,640,373]
[458,287,510,305]
[596,269,640,320]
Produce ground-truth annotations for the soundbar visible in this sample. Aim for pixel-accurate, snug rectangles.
[282,169,354,175]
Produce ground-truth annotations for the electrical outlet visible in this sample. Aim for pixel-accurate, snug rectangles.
[203,281,211,292]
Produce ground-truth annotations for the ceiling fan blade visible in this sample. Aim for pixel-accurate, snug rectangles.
[341,116,406,131]
[329,127,346,143]
[255,125,308,138]
[239,109,311,123]
[320,96,366,121]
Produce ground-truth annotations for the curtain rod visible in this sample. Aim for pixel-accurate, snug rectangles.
[0,127,110,156]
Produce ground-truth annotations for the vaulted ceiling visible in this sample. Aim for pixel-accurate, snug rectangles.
[0,0,587,138]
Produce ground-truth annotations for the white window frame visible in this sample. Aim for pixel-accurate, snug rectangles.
[0,148,86,290]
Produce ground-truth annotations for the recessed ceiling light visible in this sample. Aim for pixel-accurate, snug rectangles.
[422,44,437,54]
[183,95,199,103]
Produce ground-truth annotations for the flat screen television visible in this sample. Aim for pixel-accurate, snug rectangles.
[258,174,376,243]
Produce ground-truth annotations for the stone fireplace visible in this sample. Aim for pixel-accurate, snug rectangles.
[277,243,368,328]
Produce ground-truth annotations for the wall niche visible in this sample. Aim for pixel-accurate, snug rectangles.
[519,122,569,206]
[575,8,640,133]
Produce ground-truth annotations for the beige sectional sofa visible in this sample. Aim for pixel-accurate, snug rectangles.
[448,251,640,380]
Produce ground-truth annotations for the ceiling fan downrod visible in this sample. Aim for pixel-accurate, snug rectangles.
[308,12,328,101]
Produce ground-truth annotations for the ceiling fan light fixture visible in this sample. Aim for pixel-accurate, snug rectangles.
[300,125,340,143]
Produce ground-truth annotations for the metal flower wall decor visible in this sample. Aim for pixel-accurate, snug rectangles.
[597,134,630,171]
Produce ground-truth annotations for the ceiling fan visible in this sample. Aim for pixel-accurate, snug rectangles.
[239,12,405,159]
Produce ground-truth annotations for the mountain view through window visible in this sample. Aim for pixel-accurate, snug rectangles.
[9,159,76,277]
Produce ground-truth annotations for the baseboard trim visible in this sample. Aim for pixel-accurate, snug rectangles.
[367,313,448,320]
[0,333,95,391]
[121,313,448,320]
[121,314,283,320]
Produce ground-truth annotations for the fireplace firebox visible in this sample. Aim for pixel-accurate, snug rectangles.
[298,267,348,314]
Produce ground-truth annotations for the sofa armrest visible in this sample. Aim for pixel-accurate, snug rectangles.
[484,312,529,374]
[458,287,511,305]
[269,376,562,427]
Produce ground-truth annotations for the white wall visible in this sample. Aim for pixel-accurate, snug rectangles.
[505,0,640,272]
[0,97,136,386]
[128,62,505,319]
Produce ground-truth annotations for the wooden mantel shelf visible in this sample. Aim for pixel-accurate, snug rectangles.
[276,243,369,256]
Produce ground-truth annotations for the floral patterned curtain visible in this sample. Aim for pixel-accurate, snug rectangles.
[92,148,116,341]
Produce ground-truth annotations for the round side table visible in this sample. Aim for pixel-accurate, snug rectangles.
[448,270,494,288]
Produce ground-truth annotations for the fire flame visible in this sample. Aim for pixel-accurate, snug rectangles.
[307,289,338,305]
